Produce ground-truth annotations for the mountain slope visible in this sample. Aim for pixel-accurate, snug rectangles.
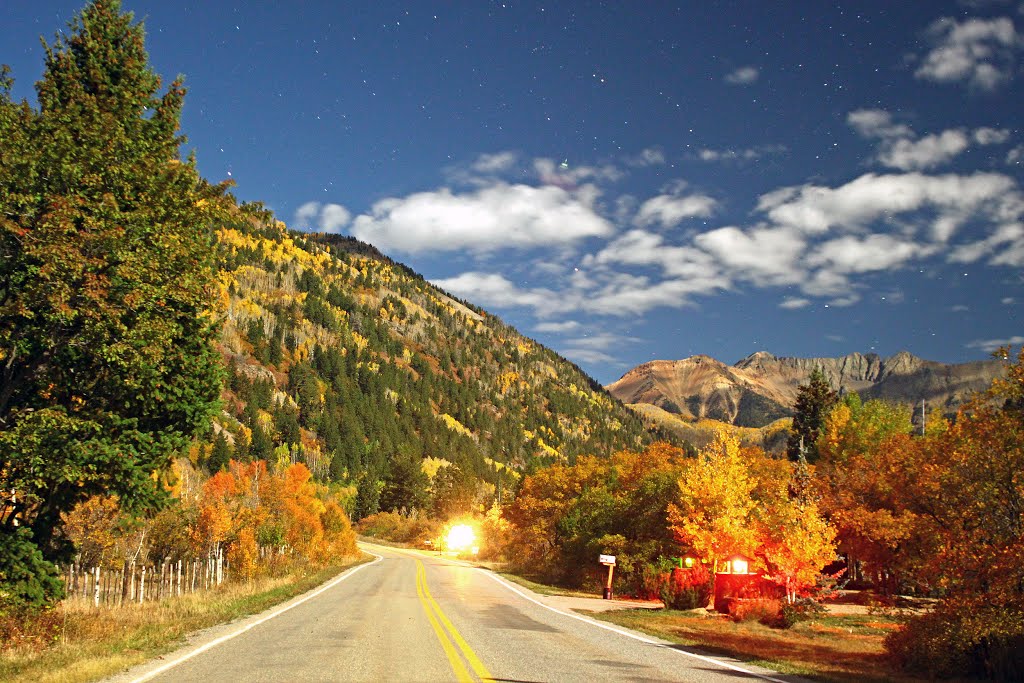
[607,350,1005,428]
[208,209,664,518]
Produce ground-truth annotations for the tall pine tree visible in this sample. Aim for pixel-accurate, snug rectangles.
[786,367,839,462]
[0,0,225,606]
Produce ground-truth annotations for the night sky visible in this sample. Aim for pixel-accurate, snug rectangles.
[4,1,1022,384]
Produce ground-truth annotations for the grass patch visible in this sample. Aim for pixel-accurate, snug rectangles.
[594,608,931,682]
[496,572,603,600]
[0,554,370,683]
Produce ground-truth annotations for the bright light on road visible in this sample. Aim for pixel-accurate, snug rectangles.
[446,524,476,552]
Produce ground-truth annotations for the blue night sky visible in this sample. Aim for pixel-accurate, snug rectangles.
[4,1,1023,384]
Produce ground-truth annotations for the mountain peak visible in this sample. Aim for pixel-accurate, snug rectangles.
[608,350,1004,431]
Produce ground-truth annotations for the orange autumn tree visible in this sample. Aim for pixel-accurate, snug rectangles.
[815,395,919,591]
[503,442,686,589]
[885,348,1024,678]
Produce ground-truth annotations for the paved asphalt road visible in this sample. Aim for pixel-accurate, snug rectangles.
[109,543,803,683]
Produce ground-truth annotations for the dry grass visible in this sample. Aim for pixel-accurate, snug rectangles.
[0,556,369,683]
[595,608,937,682]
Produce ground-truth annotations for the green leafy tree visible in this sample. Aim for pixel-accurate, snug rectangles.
[786,367,839,462]
[0,0,223,602]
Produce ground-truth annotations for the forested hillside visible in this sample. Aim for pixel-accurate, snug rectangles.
[208,210,660,519]
[0,0,665,615]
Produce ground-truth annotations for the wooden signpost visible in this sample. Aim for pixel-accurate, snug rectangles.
[599,554,616,599]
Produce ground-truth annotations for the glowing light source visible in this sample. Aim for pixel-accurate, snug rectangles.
[684,556,695,568]
[446,524,476,553]
[731,558,749,575]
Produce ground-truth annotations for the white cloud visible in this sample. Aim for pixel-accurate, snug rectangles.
[583,275,721,316]
[974,127,1012,144]
[587,229,723,281]
[808,234,933,273]
[633,193,718,229]
[695,226,806,286]
[949,222,1024,264]
[915,16,1022,90]
[472,151,518,174]
[847,109,913,139]
[725,66,760,85]
[779,297,812,309]
[320,204,352,232]
[350,183,613,254]
[564,333,641,351]
[431,272,569,316]
[535,320,582,334]
[559,348,619,365]
[697,145,786,163]
[967,335,1024,353]
[758,172,1018,240]
[1008,145,1024,164]
[533,157,623,187]
[951,304,971,311]
[625,148,666,167]
[848,109,1010,170]
[293,201,351,232]
[294,201,321,229]
[878,130,970,170]
[1002,297,1017,304]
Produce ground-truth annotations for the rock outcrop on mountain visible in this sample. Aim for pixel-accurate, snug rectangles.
[607,351,1005,428]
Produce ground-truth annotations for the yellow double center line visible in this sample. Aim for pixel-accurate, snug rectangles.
[415,559,493,682]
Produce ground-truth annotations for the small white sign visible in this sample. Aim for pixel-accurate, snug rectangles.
[599,554,616,565]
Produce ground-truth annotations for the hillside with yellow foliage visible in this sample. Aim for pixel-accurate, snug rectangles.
[205,209,663,520]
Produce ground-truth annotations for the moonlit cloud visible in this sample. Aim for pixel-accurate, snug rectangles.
[848,109,1011,170]
[350,183,613,254]
[472,151,518,174]
[625,148,667,167]
[535,320,582,334]
[697,145,786,163]
[915,16,1022,90]
[293,201,351,232]
[974,127,1012,144]
[967,335,1024,353]
[724,66,759,85]
[560,348,619,365]
[533,157,623,186]
[695,226,806,286]
[879,131,971,170]
[779,297,812,309]
[633,193,718,228]
[847,109,913,139]
[949,222,1024,264]
[807,234,934,273]
[431,272,569,316]
[757,172,1018,239]
[564,333,642,351]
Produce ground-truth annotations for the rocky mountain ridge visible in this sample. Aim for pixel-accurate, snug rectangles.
[607,351,1005,428]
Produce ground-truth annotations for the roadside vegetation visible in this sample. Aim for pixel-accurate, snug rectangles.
[0,556,368,683]
[595,606,915,682]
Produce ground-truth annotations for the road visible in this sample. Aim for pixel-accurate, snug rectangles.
[111,543,801,683]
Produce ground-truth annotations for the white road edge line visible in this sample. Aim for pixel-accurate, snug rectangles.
[128,552,384,683]
[481,570,793,683]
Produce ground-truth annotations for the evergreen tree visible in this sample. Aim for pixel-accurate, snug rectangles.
[380,450,429,513]
[208,432,233,472]
[0,0,224,604]
[786,367,839,462]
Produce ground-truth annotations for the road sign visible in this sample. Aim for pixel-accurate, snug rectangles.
[599,554,616,565]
